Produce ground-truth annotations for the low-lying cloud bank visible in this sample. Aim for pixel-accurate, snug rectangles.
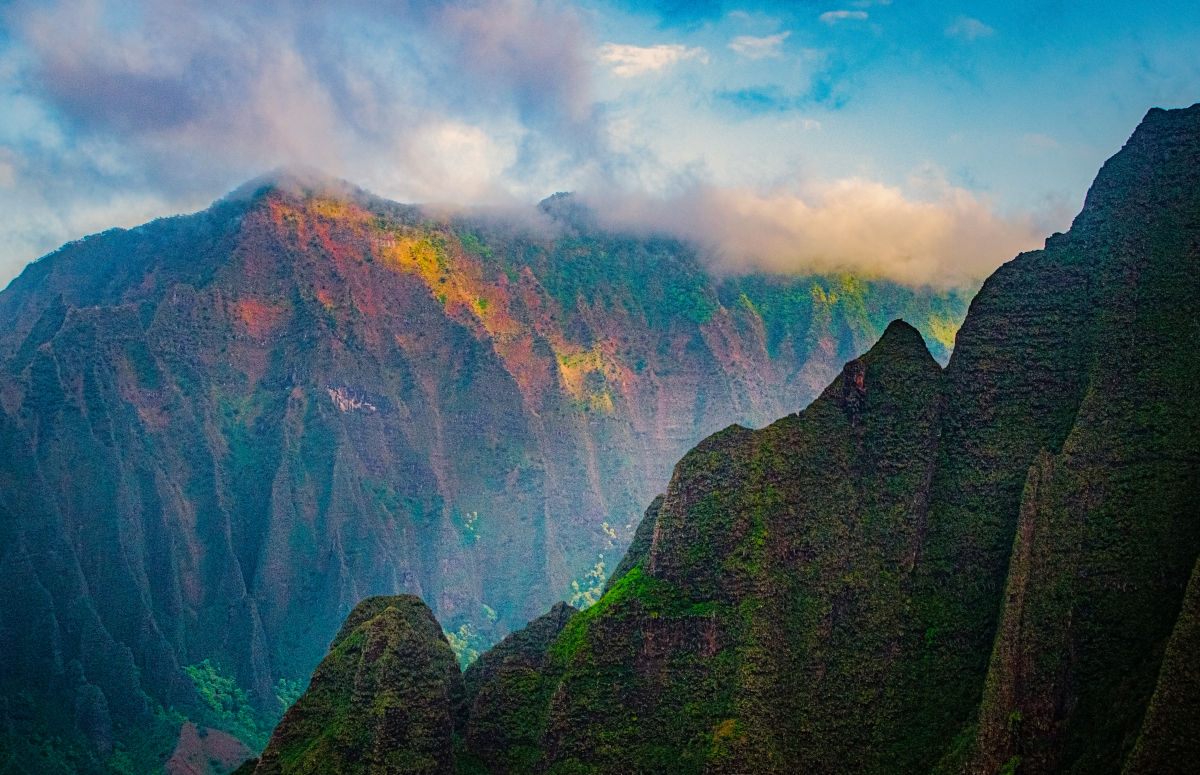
[0,0,1063,289]
[587,177,1056,287]
[271,167,1057,288]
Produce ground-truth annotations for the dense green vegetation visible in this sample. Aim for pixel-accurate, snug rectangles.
[250,105,1200,775]
[255,596,465,775]
[460,602,578,775]
[0,162,973,771]
[185,660,269,750]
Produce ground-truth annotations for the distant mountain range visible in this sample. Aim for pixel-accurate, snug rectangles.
[0,170,970,773]
[246,106,1200,774]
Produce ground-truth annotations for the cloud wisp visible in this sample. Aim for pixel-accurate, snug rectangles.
[586,175,1053,287]
[945,17,995,41]
[1021,133,1060,152]
[728,32,790,59]
[598,43,708,77]
[820,11,869,25]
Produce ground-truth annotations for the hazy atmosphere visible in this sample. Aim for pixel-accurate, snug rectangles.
[3,0,1199,285]
[3,3,1200,774]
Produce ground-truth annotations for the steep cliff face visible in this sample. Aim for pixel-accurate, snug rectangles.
[601,496,661,594]
[534,321,948,774]
[1121,556,1200,775]
[0,177,969,770]
[335,104,1200,775]
[965,104,1200,775]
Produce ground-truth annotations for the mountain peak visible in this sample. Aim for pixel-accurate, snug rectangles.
[255,594,465,775]
[861,319,936,366]
[536,190,595,229]
[223,167,366,204]
[821,318,940,407]
[1071,102,1200,238]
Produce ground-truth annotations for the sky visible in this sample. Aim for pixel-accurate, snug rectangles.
[1,0,1198,287]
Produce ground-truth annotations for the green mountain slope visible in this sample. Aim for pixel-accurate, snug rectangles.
[0,177,969,772]
[254,595,465,775]
[535,103,1200,775]
[250,104,1200,775]
[964,102,1200,774]
[462,602,578,775]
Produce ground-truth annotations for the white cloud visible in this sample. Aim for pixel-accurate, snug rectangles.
[820,11,869,25]
[1020,133,1060,153]
[780,117,822,131]
[404,122,518,201]
[945,17,995,41]
[598,43,708,78]
[728,31,791,59]
[0,0,602,284]
[588,174,1050,287]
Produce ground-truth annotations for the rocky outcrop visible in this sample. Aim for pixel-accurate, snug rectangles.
[166,722,255,775]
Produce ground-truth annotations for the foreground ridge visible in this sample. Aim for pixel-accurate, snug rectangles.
[254,103,1200,774]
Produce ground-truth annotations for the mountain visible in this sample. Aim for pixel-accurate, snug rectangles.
[0,174,970,772]
[254,595,465,775]
[460,601,577,775]
[251,104,1200,774]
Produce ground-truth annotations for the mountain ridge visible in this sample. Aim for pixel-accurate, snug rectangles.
[250,103,1200,775]
[0,172,973,773]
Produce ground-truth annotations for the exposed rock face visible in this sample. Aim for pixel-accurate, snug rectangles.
[166,721,255,775]
[352,104,1200,775]
[255,595,464,775]
[0,171,970,768]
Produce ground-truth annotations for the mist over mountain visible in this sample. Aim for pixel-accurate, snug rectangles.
[0,172,970,772]
[248,105,1200,775]
[2,0,1198,771]
[10,0,1188,290]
